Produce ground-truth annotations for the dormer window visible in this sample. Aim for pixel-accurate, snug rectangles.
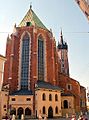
[77,0,80,5]
[26,22,31,26]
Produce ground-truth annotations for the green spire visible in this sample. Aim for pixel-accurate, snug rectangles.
[19,7,47,30]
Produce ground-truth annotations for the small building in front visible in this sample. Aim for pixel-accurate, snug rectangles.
[9,90,33,119]
[9,81,62,119]
[35,81,62,118]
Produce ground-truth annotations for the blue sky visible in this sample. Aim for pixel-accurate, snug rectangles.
[0,0,89,89]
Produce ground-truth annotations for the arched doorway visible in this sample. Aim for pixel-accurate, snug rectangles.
[63,100,68,109]
[10,107,16,115]
[25,108,31,115]
[48,106,53,118]
[17,107,24,119]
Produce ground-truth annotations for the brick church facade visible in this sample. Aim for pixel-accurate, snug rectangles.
[3,6,87,118]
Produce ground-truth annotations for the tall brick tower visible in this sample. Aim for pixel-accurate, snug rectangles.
[57,30,69,76]
[3,6,58,93]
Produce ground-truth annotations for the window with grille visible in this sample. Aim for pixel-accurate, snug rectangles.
[21,34,30,89]
[38,37,44,81]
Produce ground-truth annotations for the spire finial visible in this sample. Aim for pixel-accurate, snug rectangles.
[14,23,16,28]
[60,28,63,44]
[50,28,52,33]
[7,34,9,39]
[7,34,10,42]
[30,2,32,9]
[61,28,62,36]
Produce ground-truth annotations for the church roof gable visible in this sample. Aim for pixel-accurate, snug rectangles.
[19,8,47,30]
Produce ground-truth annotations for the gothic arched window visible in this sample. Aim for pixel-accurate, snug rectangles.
[21,33,30,90]
[38,35,44,81]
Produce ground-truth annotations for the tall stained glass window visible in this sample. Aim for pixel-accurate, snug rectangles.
[38,36,44,81]
[21,34,29,89]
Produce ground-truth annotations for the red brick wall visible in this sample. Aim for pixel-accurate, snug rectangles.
[3,26,58,93]
[58,73,81,112]
[3,38,12,86]
[80,86,87,112]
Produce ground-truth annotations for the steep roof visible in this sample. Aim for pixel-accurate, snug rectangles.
[19,6,47,30]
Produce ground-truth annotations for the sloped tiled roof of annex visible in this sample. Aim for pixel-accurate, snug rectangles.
[10,89,33,95]
[19,6,47,30]
[36,80,63,91]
